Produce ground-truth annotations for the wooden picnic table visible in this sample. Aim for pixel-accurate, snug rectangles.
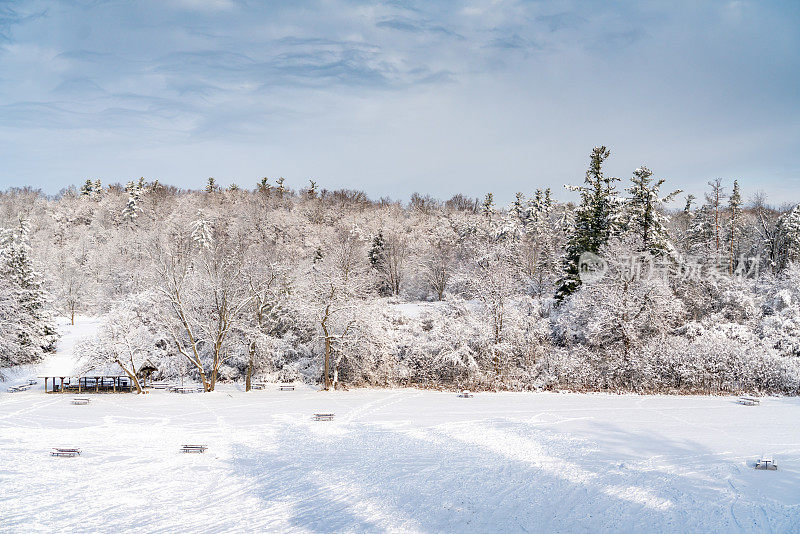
[458,390,473,398]
[313,413,335,421]
[756,455,777,470]
[51,448,81,457]
[72,397,90,405]
[279,384,295,391]
[172,386,204,394]
[180,444,208,453]
[739,397,760,406]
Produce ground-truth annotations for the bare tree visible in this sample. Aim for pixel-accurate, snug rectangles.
[152,219,253,391]
[298,225,370,389]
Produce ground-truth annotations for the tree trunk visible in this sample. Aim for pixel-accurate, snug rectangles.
[323,334,332,390]
[321,304,332,390]
[246,342,253,392]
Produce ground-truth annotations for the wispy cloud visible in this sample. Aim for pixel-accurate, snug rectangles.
[0,0,797,203]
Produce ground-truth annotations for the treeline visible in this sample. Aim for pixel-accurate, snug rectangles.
[1,147,799,393]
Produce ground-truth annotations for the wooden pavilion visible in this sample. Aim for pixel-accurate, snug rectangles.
[40,374,135,394]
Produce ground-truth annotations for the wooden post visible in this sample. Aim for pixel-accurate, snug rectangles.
[113,377,116,393]
[44,377,48,393]
[78,378,81,394]
[95,378,99,393]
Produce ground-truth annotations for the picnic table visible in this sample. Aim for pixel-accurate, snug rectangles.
[458,390,474,398]
[251,382,266,390]
[27,379,37,385]
[756,455,777,470]
[51,448,81,458]
[8,384,32,392]
[279,384,295,391]
[172,386,204,394]
[72,397,90,405]
[150,382,171,390]
[739,397,760,406]
[180,444,208,453]
[313,413,335,421]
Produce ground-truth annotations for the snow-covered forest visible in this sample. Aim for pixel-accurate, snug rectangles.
[2,147,800,394]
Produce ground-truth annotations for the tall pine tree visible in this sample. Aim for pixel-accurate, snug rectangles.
[0,218,57,369]
[556,146,621,300]
[623,166,681,255]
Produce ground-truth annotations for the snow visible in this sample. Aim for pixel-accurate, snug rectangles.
[39,316,102,377]
[2,320,799,533]
[0,316,100,384]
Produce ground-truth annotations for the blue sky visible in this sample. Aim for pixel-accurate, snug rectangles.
[0,0,798,205]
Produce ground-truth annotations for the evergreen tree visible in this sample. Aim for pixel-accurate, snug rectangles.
[0,218,57,367]
[482,193,495,220]
[276,177,286,198]
[623,166,681,255]
[122,180,143,221]
[556,146,621,301]
[369,231,386,268]
[774,204,800,269]
[257,177,271,194]
[368,231,392,296]
[191,213,214,249]
[512,192,526,223]
[728,180,742,274]
[686,204,716,254]
[684,194,696,214]
[80,179,94,196]
[706,179,726,252]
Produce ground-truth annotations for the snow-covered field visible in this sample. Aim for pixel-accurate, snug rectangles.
[1,321,799,533]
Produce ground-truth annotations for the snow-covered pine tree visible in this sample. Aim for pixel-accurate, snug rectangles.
[80,179,94,197]
[623,166,681,255]
[482,193,495,221]
[368,230,392,296]
[684,194,696,214]
[686,204,717,255]
[191,213,214,249]
[122,180,142,221]
[205,177,220,193]
[512,192,526,223]
[555,146,621,301]
[257,177,271,194]
[728,180,742,274]
[773,204,800,270]
[706,178,726,252]
[0,218,57,370]
[369,230,386,268]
